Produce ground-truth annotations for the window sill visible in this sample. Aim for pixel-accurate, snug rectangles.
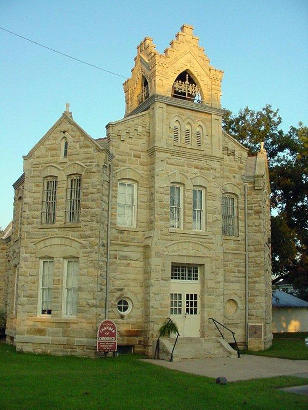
[223,235,240,241]
[39,223,81,229]
[116,226,139,232]
[169,228,209,237]
[31,316,79,323]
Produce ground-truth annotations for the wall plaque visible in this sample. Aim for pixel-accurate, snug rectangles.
[97,320,117,353]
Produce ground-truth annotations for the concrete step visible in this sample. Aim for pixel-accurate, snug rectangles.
[155,336,237,361]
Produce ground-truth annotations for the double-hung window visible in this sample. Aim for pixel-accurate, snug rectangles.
[170,185,182,228]
[41,177,57,224]
[222,194,237,236]
[193,188,205,230]
[66,175,81,223]
[117,181,137,227]
[39,260,54,315]
[63,260,79,316]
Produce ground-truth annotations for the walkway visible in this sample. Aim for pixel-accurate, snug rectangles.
[143,355,308,382]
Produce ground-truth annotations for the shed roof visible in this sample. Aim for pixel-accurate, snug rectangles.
[272,290,308,308]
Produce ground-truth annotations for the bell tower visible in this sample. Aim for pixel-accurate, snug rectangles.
[123,24,223,116]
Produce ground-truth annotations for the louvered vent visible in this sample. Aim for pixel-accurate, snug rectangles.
[173,126,179,143]
[185,128,191,144]
[196,130,202,146]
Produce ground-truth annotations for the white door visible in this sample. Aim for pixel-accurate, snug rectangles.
[169,265,200,337]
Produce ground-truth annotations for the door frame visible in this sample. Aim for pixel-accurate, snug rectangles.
[163,255,207,338]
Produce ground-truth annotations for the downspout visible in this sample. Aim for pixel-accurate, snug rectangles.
[105,156,113,320]
[244,184,249,346]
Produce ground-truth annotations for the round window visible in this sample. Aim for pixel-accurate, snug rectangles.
[117,298,132,315]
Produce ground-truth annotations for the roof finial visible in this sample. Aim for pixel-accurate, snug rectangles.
[260,141,265,152]
[66,102,70,113]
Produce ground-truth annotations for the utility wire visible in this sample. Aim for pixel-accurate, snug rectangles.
[0,25,126,79]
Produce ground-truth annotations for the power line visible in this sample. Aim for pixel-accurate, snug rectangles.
[0,25,126,79]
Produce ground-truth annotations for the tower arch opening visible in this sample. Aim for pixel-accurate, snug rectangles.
[172,70,202,103]
[138,76,149,104]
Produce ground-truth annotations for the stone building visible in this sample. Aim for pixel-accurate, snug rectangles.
[2,25,272,358]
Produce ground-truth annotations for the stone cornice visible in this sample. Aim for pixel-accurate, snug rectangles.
[127,94,225,117]
[13,173,25,189]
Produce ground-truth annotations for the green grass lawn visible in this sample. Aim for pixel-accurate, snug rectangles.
[247,332,308,360]
[0,344,307,409]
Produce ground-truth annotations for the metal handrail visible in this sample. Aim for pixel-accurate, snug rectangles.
[209,317,240,358]
[170,328,180,362]
[154,318,180,362]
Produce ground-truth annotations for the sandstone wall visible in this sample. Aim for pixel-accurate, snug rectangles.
[14,113,109,356]
[0,238,9,316]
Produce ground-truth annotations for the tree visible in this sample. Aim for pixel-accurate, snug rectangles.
[223,106,308,300]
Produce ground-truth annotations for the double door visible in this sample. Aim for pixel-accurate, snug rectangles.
[170,280,200,337]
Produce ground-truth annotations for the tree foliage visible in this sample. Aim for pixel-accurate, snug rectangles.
[223,106,308,300]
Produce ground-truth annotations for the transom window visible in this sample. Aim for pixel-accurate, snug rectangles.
[171,265,199,281]
[193,188,204,230]
[117,181,137,227]
[66,175,81,223]
[222,194,237,236]
[170,185,182,228]
[41,177,57,224]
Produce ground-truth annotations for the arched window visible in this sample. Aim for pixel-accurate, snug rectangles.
[193,186,206,230]
[61,136,68,158]
[196,126,202,147]
[170,184,183,229]
[66,174,81,223]
[63,139,68,157]
[172,71,202,102]
[185,124,192,145]
[41,176,57,224]
[222,194,238,236]
[117,180,137,227]
[173,121,180,143]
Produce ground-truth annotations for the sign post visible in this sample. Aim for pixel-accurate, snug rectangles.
[97,320,117,357]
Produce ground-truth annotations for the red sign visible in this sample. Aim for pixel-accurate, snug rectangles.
[97,320,117,353]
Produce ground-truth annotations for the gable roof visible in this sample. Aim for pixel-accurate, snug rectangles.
[1,221,12,240]
[272,290,308,308]
[222,130,249,153]
[24,111,107,159]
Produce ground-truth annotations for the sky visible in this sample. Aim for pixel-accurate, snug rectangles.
[0,0,307,229]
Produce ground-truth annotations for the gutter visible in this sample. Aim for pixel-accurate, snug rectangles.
[105,156,113,320]
[244,184,249,346]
